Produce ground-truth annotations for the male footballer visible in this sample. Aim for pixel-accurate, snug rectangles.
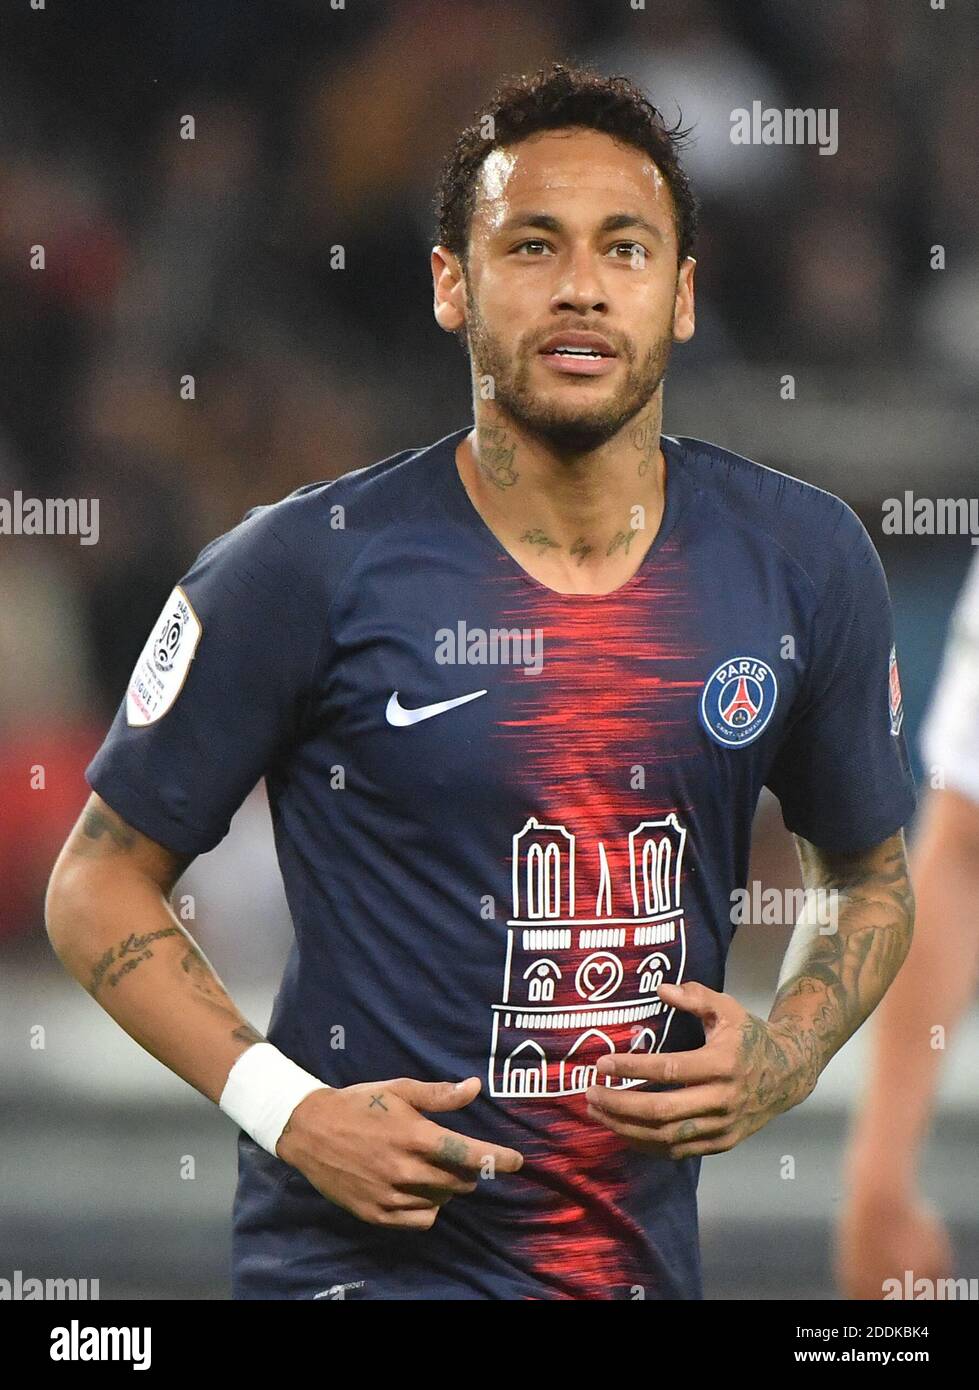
[47,65,917,1300]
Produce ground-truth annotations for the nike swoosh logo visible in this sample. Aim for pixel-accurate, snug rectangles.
[385,689,487,727]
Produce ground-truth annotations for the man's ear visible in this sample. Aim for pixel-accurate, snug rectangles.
[432,246,466,334]
[673,256,696,343]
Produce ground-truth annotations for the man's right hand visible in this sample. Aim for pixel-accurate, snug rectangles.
[275,1075,524,1228]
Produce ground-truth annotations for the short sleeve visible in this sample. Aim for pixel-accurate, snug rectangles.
[765,510,917,852]
[919,551,979,807]
[86,503,327,857]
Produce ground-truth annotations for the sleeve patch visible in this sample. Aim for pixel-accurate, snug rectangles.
[126,586,203,726]
[888,643,904,736]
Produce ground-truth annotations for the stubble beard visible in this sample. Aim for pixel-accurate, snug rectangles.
[464,289,675,455]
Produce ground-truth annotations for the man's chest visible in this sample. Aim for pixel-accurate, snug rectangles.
[306,543,809,812]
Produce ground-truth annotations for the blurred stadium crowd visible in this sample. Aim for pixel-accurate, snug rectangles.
[1,0,976,952]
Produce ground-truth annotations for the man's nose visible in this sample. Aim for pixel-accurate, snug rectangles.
[550,250,608,315]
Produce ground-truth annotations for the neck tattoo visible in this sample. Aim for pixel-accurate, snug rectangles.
[475,424,519,490]
[630,412,659,477]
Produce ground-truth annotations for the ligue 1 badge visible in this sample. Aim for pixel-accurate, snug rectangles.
[700,655,778,748]
[888,643,904,736]
[126,585,202,726]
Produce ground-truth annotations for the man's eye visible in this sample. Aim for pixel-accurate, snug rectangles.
[513,240,551,255]
[609,242,645,260]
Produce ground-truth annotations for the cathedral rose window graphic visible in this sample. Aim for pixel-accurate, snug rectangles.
[488,814,688,1098]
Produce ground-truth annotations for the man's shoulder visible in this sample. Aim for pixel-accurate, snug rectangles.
[671,433,874,588]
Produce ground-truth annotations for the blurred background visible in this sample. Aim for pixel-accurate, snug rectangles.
[1,0,976,1298]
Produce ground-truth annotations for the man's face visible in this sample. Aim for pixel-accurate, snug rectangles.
[445,127,695,453]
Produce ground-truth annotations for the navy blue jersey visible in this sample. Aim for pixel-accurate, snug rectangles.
[87,427,916,1300]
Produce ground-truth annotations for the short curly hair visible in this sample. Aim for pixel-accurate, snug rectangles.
[435,62,698,266]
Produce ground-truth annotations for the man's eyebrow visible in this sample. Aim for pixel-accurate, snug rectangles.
[599,212,666,241]
[496,211,666,241]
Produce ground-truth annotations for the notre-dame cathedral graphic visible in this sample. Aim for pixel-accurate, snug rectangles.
[488,813,688,1098]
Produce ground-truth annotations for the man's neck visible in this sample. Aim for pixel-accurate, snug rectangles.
[455,397,668,596]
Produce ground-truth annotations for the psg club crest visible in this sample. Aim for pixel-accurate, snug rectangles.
[699,655,778,748]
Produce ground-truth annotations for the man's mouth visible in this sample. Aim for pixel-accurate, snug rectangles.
[537,332,619,376]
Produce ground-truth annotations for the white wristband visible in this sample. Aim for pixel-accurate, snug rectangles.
[219,1042,330,1156]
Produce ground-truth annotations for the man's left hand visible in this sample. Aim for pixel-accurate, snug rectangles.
[586,981,813,1159]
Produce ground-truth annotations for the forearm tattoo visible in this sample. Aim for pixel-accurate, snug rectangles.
[767,833,914,1104]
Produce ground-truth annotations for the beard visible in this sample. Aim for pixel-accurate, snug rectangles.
[463,289,675,455]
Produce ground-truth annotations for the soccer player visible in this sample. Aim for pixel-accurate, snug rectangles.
[837,551,979,1298]
[47,64,917,1300]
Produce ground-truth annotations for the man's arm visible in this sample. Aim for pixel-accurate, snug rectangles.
[587,828,915,1158]
[46,792,522,1225]
[45,792,265,1103]
[765,828,916,1110]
